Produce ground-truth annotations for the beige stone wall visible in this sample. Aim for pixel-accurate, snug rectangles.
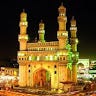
[19,64,27,87]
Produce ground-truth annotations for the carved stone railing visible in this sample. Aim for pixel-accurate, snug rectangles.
[27,41,59,51]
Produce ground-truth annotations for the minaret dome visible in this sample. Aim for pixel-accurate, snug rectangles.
[20,9,27,21]
[71,16,76,27]
[58,2,66,16]
[39,20,44,30]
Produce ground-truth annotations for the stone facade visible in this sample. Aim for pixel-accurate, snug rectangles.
[17,3,79,90]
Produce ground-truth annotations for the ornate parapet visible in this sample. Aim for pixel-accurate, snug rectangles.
[27,41,59,51]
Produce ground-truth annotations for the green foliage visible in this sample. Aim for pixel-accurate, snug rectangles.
[46,71,50,81]
[67,63,72,70]
[66,43,73,70]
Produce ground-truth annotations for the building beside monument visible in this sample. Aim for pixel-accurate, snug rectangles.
[17,3,79,90]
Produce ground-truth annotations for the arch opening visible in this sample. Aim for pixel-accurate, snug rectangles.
[33,69,51,89]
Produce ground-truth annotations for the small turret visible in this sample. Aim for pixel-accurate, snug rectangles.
[19,9,28,35]
[18,9,28,51]
[38,20,45,42]
[20,9,27,22]
[70,16,78,51]
[70,16,76,27]
[58,2,66,16]
[57,2,67,31]
[57,3,68,49]
[39,20,44,30]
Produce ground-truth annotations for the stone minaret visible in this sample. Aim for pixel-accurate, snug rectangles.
[38,20,45,42]
[70,16,79,82]
[18,9,28,50]
[57,3,68,49]
[18,9,28,87]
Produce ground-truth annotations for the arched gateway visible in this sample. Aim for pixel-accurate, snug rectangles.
[33,69,51,89]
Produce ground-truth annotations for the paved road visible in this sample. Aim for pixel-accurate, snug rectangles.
[0,88,96,96]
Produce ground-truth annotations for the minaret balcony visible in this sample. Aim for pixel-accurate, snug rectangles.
[19,22,28,26]
[18,35,28,40]
[70,27,77,31]
[38,30,45,34]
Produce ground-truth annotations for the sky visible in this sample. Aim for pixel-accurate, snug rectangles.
[0,0,96,61]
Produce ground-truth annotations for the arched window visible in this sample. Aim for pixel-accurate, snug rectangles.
[54,65,57,68]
